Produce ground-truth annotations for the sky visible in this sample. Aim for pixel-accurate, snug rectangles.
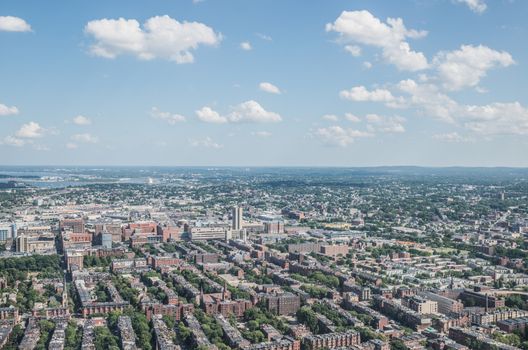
[0,0,527,167]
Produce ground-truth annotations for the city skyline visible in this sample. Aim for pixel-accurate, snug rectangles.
[1,0,527,166]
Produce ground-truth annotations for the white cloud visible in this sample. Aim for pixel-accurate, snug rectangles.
[340,86,396,103]
[240,41,252,51]
[344,113,361,123]
[229,100,282,123]
[1,136,26,147]
[66,143,78,149]
[34,144,50,151]
[344,45,361,57]
[315,126,372,147]
[0,16,31,32]
[363,61,373,69]
[71,133,98,143]
[197,101,281,124]
[434,45,514,90]
[326,10,428,71]
[72,115,92,125]
[259,82,281,94]
[84,15,221,63]
[365,114,406,133]
[150,107,186,124]
[16,122,44,138]
[2,122,53,147]
[475,86,488,94]
[453,0,487,14]
[462,102,528,136]
[395,79,528,135]
[256,33,272,41]
[0,103,19,116]
[433,132,472,143]
[190,136,223,149]
[397,79,459,123]
[251,131,272,137]
[196,106,228,124]
[322,114,339,121]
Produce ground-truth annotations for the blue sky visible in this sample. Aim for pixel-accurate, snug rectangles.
[1,0,527,166]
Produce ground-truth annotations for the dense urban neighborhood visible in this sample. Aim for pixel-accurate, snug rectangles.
[0,166,527,350]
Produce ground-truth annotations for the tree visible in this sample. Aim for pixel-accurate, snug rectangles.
[2,324,24,350]
[94,326,119,350]
[130,311,152,350]
[35,320,55,350]
[64,321,82,350]
[391,339,408,350]
[177,322,191,344]
[296,306,318,333]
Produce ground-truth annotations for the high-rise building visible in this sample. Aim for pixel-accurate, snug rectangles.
[0,223,16,241]
[232,206,243,231]
[264,221,285,234]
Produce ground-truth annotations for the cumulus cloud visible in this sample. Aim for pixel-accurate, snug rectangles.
[453,0,487,14]
[2,122,55,147]
[150,107,186,124]
[66,143,78,149]
[16,122,45,138]
[0,16,32,32]
[197,101,281,124]
[71,133,98,143]
[365,114,406,133]
[396,79,459,123]
[340,86,403,107]
[433,132,473,143]
[240,41,252,50]
[322,114,339,121]
[251,131,272,137]
[344,113,361,123]
[259,82,281,94]
[196,106,228,124]
[315,126,372,147]
[34,144,50,151]
[394,79,528,135]
[1,136,26,147]
[340,86,394,102]
[462,102,528,136]
[72,115,92,125]
[344,45,361,57]
[84,15,221,63]
[190,136,223,149]
[434,45,514,91]
[228,100,281,123]
[0,103,19,116]
[326,10,428,71]
[256,33,272,41]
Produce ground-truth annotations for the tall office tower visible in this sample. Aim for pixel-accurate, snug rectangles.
[232,206,243,231]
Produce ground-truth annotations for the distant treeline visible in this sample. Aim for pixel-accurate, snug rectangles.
[0,174,39,179]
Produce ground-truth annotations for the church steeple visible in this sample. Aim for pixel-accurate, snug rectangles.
[222,281,228,301]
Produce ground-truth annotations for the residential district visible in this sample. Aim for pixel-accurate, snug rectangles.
[0,167,527,350]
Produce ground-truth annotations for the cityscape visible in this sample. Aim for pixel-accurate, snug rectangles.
[0,166,527,350]
[1,1,528,350]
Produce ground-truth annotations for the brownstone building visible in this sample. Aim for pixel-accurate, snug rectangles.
[303,330,360,350]
[261,292,301,316]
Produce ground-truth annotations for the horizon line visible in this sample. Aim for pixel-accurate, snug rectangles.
[1,164,528,169]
